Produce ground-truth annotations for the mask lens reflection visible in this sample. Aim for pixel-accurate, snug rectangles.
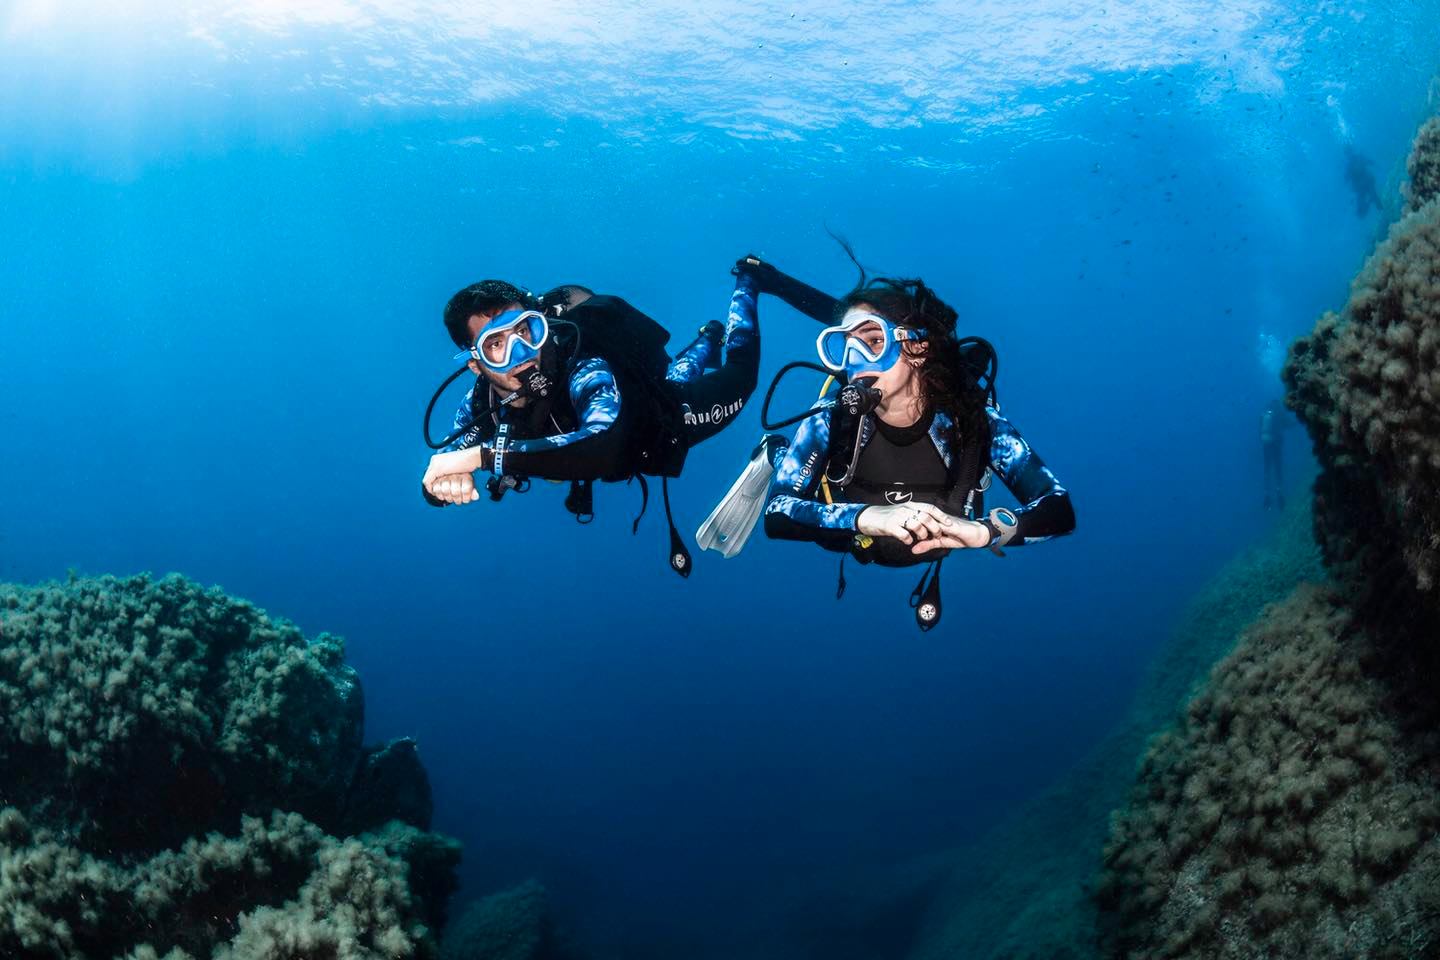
[819,330,850,369]
[514,313,546,347]
[474,311,549,370]
[846,324,886,363]
[479,329,511,364]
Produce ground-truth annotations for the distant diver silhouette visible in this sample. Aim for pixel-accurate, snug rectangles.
[1261,404,1288,512]
[1343,145,1384,217]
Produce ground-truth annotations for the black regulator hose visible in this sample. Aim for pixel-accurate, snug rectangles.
[760,360,839,431]
[424,364,480,450]
[423,324,575,453]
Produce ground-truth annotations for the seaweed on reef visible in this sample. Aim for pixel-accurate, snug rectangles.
[1285,192,1440,604]
[440,880,582,960]
[902,496,1323,960]
[0,572,462,959]
[1095,585,1440,959]
[0,808,459,960]
[1405,116,1440,213]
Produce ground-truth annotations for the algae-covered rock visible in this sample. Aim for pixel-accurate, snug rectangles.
[343,736,437,835]
[1285,193,1440,597]
[1096,586,1440,958]
[1096,113,1440,960]
[1404,115,1440,212]
[0,572,461,959]
[441,880,577,960]
[905,498,1321,960]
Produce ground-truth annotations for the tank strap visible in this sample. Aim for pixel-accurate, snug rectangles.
[950,411,988,519]
[632,475,649,533]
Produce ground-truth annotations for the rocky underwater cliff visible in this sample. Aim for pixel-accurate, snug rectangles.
[1095,115,1440,959]
[5,116,1439,960]
[0,574,581,960]
[907,115,1440,960]
[0,573,462,959]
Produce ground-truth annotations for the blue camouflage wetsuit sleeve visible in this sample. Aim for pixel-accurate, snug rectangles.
[444,381,488,453]
[762,402,866,549]
[984,407,1075,545]
[448,356,627,481]
[761,403,1075,548]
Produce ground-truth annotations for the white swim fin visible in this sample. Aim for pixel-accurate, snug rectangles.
[695,435,788,558]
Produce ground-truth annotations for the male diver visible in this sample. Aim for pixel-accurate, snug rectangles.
[698,257,1074,628]
[1343,144,1384,218]
[421,268,761,575]
[1261,403,1286,511]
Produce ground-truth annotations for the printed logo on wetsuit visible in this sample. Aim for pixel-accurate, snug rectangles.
[793,450,820,492]
[682,397,745,426]
[884,489,914,505]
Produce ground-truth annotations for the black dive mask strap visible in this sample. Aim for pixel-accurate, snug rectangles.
[908,559,943,632]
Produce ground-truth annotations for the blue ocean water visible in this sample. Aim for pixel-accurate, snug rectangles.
[2,2,1438,955]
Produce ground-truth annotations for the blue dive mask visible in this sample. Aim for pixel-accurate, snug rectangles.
[816,312,927,379]
[453,309,550,373]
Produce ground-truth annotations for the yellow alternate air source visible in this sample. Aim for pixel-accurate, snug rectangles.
[817,375,837,506]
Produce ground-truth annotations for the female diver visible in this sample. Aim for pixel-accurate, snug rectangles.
[706,257,1075,628]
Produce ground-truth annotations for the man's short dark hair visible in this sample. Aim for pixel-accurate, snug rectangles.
[443,280,539,349]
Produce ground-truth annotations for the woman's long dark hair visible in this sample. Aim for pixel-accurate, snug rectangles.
[830,235,992,468]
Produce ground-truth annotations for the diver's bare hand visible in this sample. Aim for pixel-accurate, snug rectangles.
[428,472,480,505]
[911,519,991,554]
[422,447,485,492]
[856,502,958,545]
